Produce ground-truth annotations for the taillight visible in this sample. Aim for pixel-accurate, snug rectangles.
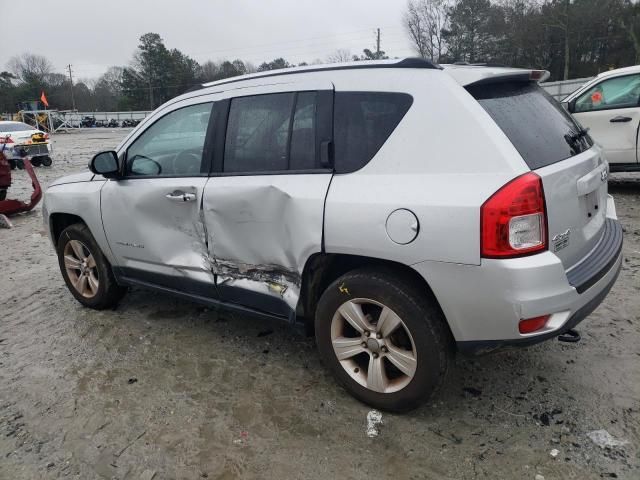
[0,136,14,144]
[43,133,50,140]
[481,172,547,258]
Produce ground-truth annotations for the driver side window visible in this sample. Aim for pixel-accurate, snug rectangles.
[574,75,640,113]
[126,102,213,177]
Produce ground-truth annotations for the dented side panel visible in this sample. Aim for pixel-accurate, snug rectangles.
[202,174,332,314]
[101,177,215,289]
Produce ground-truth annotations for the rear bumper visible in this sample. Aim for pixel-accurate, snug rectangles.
[456,253,621,354]
[412,205,623,354]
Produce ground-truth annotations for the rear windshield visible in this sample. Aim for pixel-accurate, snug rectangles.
[467,81,592,170]
[1,123,34,132]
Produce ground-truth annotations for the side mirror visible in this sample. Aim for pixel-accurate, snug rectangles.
[567,99,577,113]
[89,151,119,178]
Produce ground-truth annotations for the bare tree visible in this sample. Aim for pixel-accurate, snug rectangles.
[327,49,353,63]
[7,53,54,84]
[404,0,449,62]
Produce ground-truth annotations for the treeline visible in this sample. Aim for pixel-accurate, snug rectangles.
[405,0,640,80]
[0,33,386,113]
[4,0,640,113]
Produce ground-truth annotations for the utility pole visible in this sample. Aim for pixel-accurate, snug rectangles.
[148,77,154,110]
[563,0,570,80]
[376,28,381,59]
[67,64,76,111]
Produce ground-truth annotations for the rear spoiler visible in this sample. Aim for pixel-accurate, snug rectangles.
[442,65,550,87]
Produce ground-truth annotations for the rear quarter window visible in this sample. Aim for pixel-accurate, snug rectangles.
[467,82,592,170]
[333,92,413,173]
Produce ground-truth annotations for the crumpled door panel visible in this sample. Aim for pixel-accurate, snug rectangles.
[202,174,332,314]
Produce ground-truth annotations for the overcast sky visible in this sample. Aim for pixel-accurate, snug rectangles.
[0,0,415,81]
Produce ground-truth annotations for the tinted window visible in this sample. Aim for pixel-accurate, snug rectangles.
[290,92,317,170]
[334,92,413,173]
[126,102,212,177]
[224,93,295,173]
[574,74,640,113]
[467,82,593,170]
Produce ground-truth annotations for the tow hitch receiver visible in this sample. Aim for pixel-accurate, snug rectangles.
[558,328,581,343]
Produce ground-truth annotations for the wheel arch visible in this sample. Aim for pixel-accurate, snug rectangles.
[49,212,87,246]
[298,252,452,339]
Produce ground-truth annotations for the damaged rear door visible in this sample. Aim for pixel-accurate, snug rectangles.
[203,81,334,318]
[102,99,218,296]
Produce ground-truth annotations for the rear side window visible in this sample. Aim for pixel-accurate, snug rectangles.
[467,82,592,170]
[224,93,294,173]
[334,92,413,173]
[223,91,321,173]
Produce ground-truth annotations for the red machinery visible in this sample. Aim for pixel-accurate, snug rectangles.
[0,141,42,218]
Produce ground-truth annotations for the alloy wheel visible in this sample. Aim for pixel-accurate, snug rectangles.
[63,240,99,298]
[330,298,417,393]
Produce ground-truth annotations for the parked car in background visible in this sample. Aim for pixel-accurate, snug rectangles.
[563,65,640,172]
[0,121,53,168]
[43,59,622,412]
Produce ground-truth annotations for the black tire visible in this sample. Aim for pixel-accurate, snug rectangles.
[9,159,16,170]
[315,268,452,412]
[57,223,126,309]
[41,156,53,167]
[16,159,24,170]
[0,188,6,201]
[31,158,42,167]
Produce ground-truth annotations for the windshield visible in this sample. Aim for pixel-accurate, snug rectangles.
[467,81,593,170]
[0,123,35,133]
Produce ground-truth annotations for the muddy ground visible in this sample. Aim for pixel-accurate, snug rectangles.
[0,130,639,480]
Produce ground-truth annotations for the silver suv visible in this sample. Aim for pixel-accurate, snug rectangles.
[43,59,623,412]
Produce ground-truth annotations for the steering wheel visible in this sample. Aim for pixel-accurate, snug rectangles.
[172,150,201,175]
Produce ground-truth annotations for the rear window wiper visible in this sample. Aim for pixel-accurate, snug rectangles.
[564,127,590,153]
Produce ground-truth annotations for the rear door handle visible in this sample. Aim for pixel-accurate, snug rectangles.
[610,116,632,123]
[166,191,196,202]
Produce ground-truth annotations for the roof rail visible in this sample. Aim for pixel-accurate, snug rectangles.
[201,57,441,89]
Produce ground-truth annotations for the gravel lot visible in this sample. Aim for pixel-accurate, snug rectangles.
[1,130,639,480]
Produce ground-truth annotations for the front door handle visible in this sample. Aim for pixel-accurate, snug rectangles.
[610,116,632,123]
[166,191,196,202]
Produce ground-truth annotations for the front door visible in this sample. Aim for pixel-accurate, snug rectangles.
[571,73,640,165]
[101,101,218,296]
[203,85,334,318]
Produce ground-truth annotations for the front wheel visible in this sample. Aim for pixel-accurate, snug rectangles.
[41,156,52,167]
[57,223,126,309]
[315,268,452,412]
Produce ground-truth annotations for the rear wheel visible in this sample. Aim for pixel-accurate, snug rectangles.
[57,223,126,309]
[31,158,42,167]
[41,156,52,167]
[315,268,452,412]
[9,159,17,170]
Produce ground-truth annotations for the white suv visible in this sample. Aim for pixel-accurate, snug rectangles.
[43,59,623,411]
[563,65,640,172]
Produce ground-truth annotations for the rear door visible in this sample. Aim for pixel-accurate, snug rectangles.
[570,73,640,165]
[203,81,334,317]
[468,81,610,270]
[102,100,218,295]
